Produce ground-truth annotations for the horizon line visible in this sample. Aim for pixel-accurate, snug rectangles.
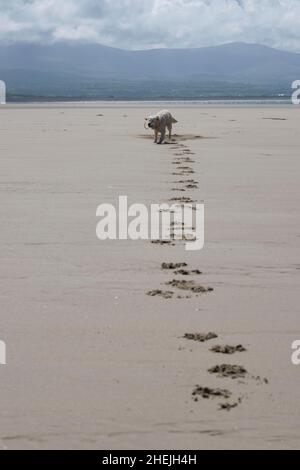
[1,40,299,55]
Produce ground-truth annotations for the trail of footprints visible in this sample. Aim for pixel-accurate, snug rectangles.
[148,140,212,299]
[150,143,200,247]
[147,138,268,411]
[184,332,268,411]
[147,262,214,299]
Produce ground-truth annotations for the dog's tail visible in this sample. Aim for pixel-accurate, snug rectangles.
[172,117,178,123]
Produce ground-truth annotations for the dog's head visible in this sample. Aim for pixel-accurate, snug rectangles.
[145,115,160,130]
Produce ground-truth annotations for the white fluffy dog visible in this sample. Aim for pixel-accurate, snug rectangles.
[145,110,178,144]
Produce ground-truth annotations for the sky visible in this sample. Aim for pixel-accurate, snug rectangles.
[0,0,299,52]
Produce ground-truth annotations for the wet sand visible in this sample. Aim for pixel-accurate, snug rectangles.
[0,104,299,449]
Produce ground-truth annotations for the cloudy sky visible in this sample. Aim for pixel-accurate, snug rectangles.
[0,0,299,51]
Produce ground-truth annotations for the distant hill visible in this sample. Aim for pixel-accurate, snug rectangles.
[0,42,299,100]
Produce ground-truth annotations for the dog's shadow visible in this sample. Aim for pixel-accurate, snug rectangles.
[137,133,205,143]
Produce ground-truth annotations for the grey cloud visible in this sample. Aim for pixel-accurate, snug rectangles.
[0,0,299,51]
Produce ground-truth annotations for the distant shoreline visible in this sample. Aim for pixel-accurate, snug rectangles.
[1,98,293,107]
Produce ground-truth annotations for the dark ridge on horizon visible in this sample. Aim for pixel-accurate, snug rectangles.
[1,41,299,55]
[0,42,299,100]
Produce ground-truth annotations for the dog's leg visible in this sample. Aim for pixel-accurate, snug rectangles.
[168,123,172,140]
[158,125,166,144]
[154,129,158,143]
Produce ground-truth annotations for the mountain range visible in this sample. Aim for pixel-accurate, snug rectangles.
[0,42,299,100]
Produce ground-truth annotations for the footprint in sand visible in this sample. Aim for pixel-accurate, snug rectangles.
[176,166,194,171]
[208,364,247,379]
[174,269,202,275]
[210,345,247,354]
[151,240,175,246]
[179,169,195,175]
[184,332,218,342]
[173,158,195,164]
[192,386,231,401]
[175,179,198,184]
[162,262,202,276]
[191,385,241,412]
[161,262,187,270]
[219,402,240,411]
[208,363,269,384]
[169,197,195,203]
[172,170,195,175]
[146,289,174,299]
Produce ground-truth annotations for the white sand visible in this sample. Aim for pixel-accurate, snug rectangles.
[0,104,299,449]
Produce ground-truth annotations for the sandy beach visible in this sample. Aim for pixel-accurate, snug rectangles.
[0,103,299,450]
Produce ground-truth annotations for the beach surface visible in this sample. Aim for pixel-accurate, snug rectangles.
[0,103,299,449]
